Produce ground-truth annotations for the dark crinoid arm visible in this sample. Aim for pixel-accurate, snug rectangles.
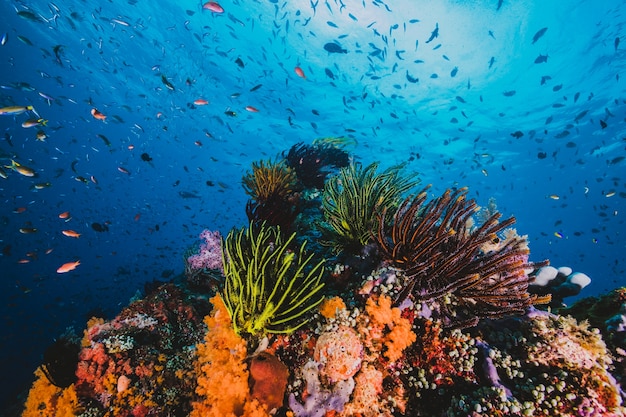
[377,186,550,328]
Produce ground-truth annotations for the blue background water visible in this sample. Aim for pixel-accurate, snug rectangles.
[0,0,624,411]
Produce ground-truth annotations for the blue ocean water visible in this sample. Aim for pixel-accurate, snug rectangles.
[0,0,624,411]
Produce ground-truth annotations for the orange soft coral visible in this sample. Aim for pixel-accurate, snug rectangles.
[191,294,270,417]
[22,367,79,417]
[319,296,347,319]
[365,294,416,362]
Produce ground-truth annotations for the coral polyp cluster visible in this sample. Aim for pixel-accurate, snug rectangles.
[20,143,626,417]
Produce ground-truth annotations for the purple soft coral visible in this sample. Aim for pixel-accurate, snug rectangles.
[288,360,354,417]
[187,229,223,272]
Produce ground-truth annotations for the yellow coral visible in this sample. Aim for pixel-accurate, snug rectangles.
[22,367,79,417]
[365,294,416,362]
[191,294,271,417]
[319,296,347,319]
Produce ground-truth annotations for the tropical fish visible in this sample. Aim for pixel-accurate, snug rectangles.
[97,134,111,146]
[36,130,47,141]
[17,10,43,23]
[32,182,51,190]
[21,118,47,128]
[323,42,347,53]
[0,105,34,115]
[294,66,306,78]
[91,108,106,121]
[111,18,130,26]
[202,2,224,13]
[425,23,439,43]
[17,35,33,46]
[531,27,548,44]
[161,74,175,91]
[405,71,419,83]
[194,99,209,106]
[245,105,259,112]
[6,160,35,177]
[62,230,81,238]
[57,260,80,273]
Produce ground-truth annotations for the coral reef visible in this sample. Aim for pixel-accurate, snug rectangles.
[20,145,626,417]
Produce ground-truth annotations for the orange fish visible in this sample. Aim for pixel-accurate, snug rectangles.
[62,230,81,238]
[134,213,141,221]
[57,260,80,273]
[90,108,106,121]
[128,144,135,150]
[58,211,71,219]
[13,207,27,214]
[194,99,209,106]
[245,105,259,112]
[18,259,30,264]
[118,166,130,174]
[203,1,224,13]
[294,66,306,78]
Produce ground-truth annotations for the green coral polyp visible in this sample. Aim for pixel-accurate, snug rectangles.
[222,223,326,336]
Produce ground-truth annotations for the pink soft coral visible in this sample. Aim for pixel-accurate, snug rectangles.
[187,229,223,272]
